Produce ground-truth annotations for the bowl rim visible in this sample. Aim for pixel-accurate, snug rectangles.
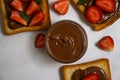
[45,20,88,63]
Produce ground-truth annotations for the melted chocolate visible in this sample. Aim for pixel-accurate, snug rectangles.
[72,69,85,80]
[45,20,88,63]
[72,66,108,80]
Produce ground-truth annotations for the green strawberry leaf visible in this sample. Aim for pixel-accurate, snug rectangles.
[77,0,89,5]
[19,11,30,21]
[35,0,42,4]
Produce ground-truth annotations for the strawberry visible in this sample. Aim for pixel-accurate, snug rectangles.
[83,73,99,80]
[10,10,27,25]
[29,11,44,26]
[98,36,114,51]
[85,6,103,23]
[22,0,29,2]
[95,0,116,13]
[52,0,69,15]
[35,33,45,48]
[9,0,24,11]
[26,0,39,16]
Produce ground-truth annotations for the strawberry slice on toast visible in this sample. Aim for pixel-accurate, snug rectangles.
[9,0,24,11]
[95,0,116,13]
[26,0,40,16]
[29,11,44,27]
[10,10,27,25]
[83,73,99,80]
[85,6,103,23]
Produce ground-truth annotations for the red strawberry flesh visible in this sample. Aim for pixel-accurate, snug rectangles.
[95,0,116,13]
[26,0,39,16]
[9,0,24,11]
[35,33,45,48]
[85,6,103,23]
[29,11,44,27]
[98,36,114,51]
[53,0,69,15]
[10,10,27,25]
[83,73,99,80]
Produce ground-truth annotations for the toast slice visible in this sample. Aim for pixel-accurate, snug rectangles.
[72,0,120,31]
[62,58,111,80]
[0,0,51,35]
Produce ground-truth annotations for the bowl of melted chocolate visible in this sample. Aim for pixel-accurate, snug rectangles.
[45,20,88,63]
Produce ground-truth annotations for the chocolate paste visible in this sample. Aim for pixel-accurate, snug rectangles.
[72,66,108,80]
[84,0,120,23]
[45,20,88,63]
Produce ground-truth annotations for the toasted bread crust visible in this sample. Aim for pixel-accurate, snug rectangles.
[62,58,111,80]
[0,0,51,35]
[72,0,120,31]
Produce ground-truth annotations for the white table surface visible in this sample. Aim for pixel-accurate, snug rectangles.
[0,0,120,80]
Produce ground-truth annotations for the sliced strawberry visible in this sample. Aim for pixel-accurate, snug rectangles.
[10,10,27,25]
[52,0,69,15]
[26,0,39,16]
[22,0,29,2]
[95,0,116,13]
[35,33,45,48]
[83,73,99,80]
[29,11,44,26]
[23,0,34,2]
[85,6,103,23]
[98,36,114,51]
[9,0,24,11]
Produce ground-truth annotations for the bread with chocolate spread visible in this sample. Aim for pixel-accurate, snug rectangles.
[0,0,51,35]
[72,0,120,31]
[62,58,111,80]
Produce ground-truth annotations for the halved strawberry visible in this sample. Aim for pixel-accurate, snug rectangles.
[35,33,45,48]
[10,10,27,25]
[29,11,44,27]
[98,36,114,52]
[9,0,24,11]
[95,0,116,13]
[26,0,39,16]
[52,0,69,15]
[83,73,99,80]
[85,6,103,23]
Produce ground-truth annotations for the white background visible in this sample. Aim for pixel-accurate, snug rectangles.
[0,0,120,80]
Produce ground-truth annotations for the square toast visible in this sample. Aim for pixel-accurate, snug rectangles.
[0,0,51,35]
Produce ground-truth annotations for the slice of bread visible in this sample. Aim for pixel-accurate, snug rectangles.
[62,58,111,80]
[0,0,51,35]
[71,0,120,31]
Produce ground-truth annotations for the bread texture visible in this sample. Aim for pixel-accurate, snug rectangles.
[62,58,111,80]
[0,0,51,35]
[72,0,120,31]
